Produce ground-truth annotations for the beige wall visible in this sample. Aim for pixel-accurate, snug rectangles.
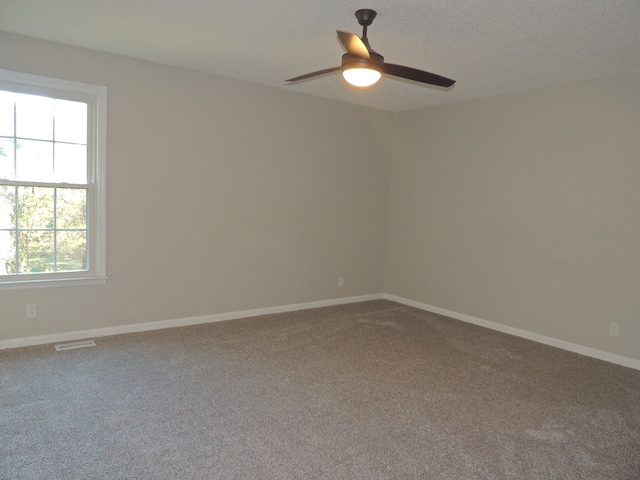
[0,32,392,341]
[2,32,639,364]
[386,74,640,361]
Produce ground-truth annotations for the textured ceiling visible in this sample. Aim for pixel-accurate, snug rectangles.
[1,0,640,111]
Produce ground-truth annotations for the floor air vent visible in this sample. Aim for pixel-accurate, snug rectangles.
[54,340,96,351]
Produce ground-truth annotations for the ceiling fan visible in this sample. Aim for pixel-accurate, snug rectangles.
[285,9,455,90]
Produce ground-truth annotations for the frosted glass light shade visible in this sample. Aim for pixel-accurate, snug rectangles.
[342,67,382,88]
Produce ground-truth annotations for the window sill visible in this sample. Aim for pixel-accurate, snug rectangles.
[0,276,107,291]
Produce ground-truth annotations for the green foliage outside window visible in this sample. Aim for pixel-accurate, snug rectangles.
[0,183,87,274]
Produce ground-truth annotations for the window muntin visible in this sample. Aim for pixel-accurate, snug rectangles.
[0,70,106,289]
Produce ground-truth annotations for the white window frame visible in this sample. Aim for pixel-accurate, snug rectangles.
[0,69,107,290]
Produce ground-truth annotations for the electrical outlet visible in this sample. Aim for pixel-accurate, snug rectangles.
[26,303,37,319]
[609,323,620,337]
[338,276,344,287]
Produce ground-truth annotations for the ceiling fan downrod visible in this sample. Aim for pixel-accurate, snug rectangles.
[355,9,377,47]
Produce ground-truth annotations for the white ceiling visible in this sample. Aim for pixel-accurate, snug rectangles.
[2,0,640,112]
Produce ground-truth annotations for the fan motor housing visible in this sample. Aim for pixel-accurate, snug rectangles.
[341,52,384,71]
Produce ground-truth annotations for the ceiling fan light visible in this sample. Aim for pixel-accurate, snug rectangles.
[342,67,382,88]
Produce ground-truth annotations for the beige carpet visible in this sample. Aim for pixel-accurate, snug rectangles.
[2,300,639,479]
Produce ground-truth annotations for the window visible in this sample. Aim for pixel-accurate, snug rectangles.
[0,69,106,290]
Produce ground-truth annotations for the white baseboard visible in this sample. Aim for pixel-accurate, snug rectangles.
[4,292,639,371]
[0,294,382,350]
[382,293,640,371]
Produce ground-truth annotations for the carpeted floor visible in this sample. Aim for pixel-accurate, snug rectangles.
[2,300,639,479]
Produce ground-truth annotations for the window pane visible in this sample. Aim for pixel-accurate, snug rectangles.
[16,139,54,182]
[57,188,86,229]
[0,185,15,229]
[54,143,87,183]
[17,186,54,229]
[57,230,87,271]
[0,137,15,180]
[55,99,87,144]
[15,93,54,141]
[0,92,14,137]
[18,230,54,273]
[0,231,16,275]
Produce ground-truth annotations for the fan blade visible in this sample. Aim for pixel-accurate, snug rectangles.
[337,30,370,59]
[383,63,455,87]
[285,66,341,83]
